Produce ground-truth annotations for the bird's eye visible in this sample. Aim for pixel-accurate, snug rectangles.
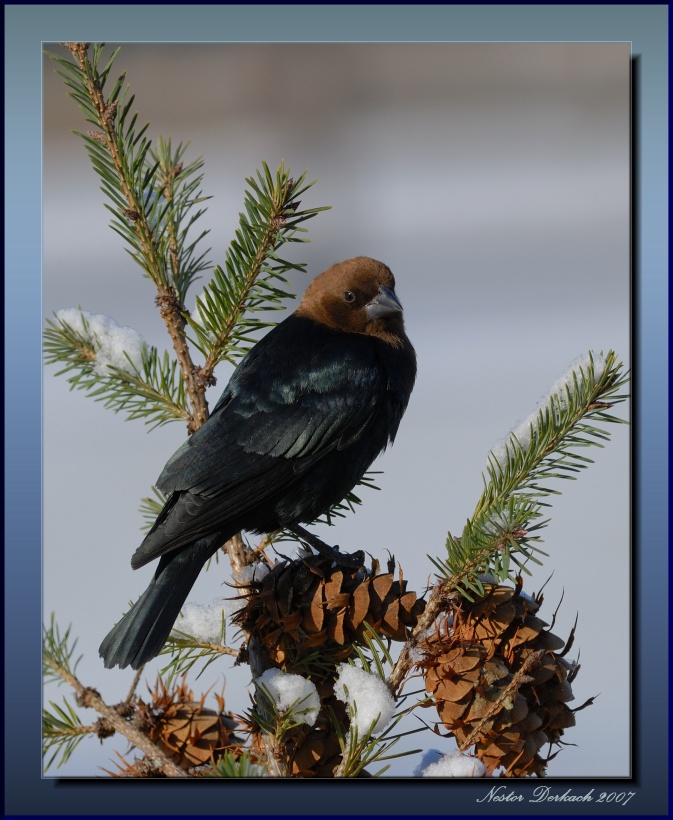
[343,291,355,303]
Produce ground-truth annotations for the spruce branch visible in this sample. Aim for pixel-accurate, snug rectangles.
[436,350,628,599]
[150,135,212,304]
[47,43,211,431]
[44,312,190,428]
[43,616,188,777]
[156,286,210,432]
[138,485,168,531]
[47,45,328,434]
[317,471,383,527]
[247,689,292,778]
[352,623,396,681]
[43,613,83,686]
[332,705,420,778]
[248,671,325,777]
[388,350,628,697]
[258,471,384,544]
[49,44,166,289]
[251,685,316,748]
[158,627,240,686]
[387,583,455,697]
[205,750,267,778]
[478,350,628,514]
[43,698,93,771]
[187,162,329,376]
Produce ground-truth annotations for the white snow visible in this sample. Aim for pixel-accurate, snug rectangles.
[176,599,227,644]
[333,663,395,737]
[419,749,487,778]
[55,308,144,377]
[412,749,443,776]
[231,562,271,589]
[255,668,320,727]
[489,350,607,468]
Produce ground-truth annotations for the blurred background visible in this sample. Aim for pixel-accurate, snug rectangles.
[43,42,630,777]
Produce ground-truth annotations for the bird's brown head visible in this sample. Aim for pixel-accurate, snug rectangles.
[296,257,409,347]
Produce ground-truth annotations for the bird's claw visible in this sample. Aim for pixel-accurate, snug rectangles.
[288,525,365,570]
[329,546,365,569]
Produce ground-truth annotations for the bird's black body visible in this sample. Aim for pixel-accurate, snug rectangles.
[100,258,416,670]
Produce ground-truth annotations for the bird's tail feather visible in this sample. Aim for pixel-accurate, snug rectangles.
[99,535,221,670]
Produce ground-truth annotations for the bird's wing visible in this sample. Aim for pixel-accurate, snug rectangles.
[132,317,385,565]
[159,317,384,497]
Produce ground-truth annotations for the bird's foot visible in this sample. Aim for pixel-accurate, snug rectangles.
[288,524,365,569]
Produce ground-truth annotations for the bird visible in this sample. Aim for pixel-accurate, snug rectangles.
[99,257,417,669]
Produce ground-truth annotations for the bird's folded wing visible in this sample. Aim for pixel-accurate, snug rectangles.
[158,319,384,497]
[132,319,385,566]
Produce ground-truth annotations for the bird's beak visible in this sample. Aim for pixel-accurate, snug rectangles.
[365,286,403,320]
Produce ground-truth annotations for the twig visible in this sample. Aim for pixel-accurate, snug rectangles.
[224,532,255,573]
[67,43,209,433]
[45,657,188,778]
[199,183,291,385]
[387,581,451,696]
[457,649,544,751]
[156,286,210,431]
[205,643,239,657]
[334,746,348,778]
[124,666,144,704]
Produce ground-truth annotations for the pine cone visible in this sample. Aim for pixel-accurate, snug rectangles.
[133,677,243,772]
[234,554,425,670]
[284,682,347,777]
[418,583,586,777]
[151,700,238,768]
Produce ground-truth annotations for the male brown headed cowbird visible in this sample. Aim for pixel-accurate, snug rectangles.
[99,257,416,669]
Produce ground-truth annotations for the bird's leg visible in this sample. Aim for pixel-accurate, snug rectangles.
[288,524,365,569]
